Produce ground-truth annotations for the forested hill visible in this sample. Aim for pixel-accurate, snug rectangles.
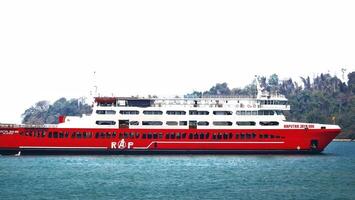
[186,71,355,139]
[22,71,355,139]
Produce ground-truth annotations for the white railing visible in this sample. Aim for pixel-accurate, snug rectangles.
[0,123,58,129]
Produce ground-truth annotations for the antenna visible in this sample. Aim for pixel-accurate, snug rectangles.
[341,68,347,81]
[89,71,99,101]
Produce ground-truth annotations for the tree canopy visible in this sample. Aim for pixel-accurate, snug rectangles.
[22,98,92,124]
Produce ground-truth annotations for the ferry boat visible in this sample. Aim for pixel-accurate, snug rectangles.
[0,82,341,155]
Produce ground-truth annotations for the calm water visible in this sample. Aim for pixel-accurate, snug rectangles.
[1,142,355,200]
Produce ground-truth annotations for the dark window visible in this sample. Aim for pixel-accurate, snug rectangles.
[229,133,233,139]
[130,121,139,126]
[166,133,170,139]
[135,132,140,139]
[166,121,178,126]
[176,133,181,139]
[259,134,263,139]
[236,121,256,126]
[143,110,163,115]
[142,121,163,126]
[48,132,52,138]
[212,133,217,140]
[119,120,129,128]
[199,133,204,139]
[252,133,256,139]
[120,110,139,115]
[259,121,279,126]
[213,121,233,126]
[258,110,275,115]
[53,132,58,138]
[197,121,209,126]
[153,133,158,139]
[189,133,193,139]
[96,121,116,125]
[264,134,268,139]
[142,133,146,139]
[166,111,186,115]
[270,135,275,139]
[193,133,198,139]
[182,133,187,139]
[223,133,228,139]
[235,134,239,139]
[59,132,64,138]
[158,133,163,139]
[189,110,209,115]
[65,132,69,138]
[171,133,176,139]
[213,111,232,115]
[246,133,251,139]
[189,121,197,129]
[95,133,99,138]
[147,133,152,139]
[217,133,222,140]
[241,133,245,139]
[206,133,210,139]
[179,121,187,126]
[96,110,116,114]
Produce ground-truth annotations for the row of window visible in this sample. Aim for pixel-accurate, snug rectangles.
[96,110,282,116]
[21,130,284,140]
[96,120,279,126]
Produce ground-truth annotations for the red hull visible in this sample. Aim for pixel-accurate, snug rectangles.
[0,126,340,155]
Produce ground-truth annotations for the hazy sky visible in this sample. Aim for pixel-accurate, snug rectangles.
[0,0,354,123]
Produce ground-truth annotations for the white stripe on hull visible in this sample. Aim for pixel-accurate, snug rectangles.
[133,141,285,149]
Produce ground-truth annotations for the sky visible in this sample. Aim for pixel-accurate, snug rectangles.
[0,0,354,123]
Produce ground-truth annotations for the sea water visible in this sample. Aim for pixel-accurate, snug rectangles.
[1,142,355,200]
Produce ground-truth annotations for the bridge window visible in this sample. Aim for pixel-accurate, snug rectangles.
[259,121,279,126]
[236,121,256,126]
[120,110,139,115]
[143,110,163,115]
[96,121,116,125]
[166,111,186,115]
[142,121,163,126]
[213,111,232,115]
[213,121,233,126]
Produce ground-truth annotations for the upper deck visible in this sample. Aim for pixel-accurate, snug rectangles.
[94,93,290,111]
